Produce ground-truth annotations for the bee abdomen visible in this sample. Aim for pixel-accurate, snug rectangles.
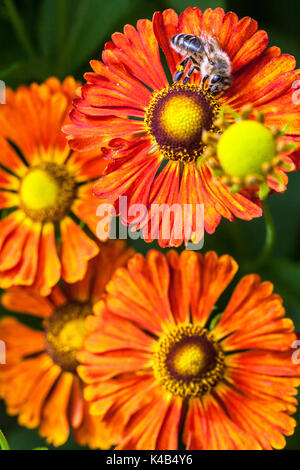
[170,34,203,56]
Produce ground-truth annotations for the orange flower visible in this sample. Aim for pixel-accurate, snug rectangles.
[0,77,109,295]
[0,240,134,448]
[65,7,300,247]
[78,250,300,450]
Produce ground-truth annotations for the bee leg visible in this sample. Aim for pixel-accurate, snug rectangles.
[174,57,190,82]
[201,75,209,89]
[182,65,195,85]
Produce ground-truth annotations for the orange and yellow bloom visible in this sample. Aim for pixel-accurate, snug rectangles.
[0,240,134,448]
[78,250,300,450]
[0,77,108,295]
[65,7,300,247]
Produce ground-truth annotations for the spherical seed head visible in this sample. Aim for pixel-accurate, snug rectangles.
[217,120,277,178]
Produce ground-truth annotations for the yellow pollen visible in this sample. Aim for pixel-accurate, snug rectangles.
[19,162,77,222]
[153,324,225,398]
[144,84,220,163]
[160,96,204,141]
[45,302,91,373]
[20,169,58,210]
[58,319,86,352]
[172,343,206,377]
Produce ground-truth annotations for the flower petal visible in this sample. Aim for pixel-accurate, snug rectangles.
[31,223,61,296]
[2,287,54,318]
[40,372,74,446]
[60,217,99,284]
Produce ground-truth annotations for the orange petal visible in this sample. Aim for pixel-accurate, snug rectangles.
[225,355,300,412]
[64,240,134,304]
[18,362,61,430]
[69,377,84,429]
[145,161,181,247]
[0,354,57,419]
[214,275,295,350]
[0,211,25,253]
[117,394,171,450]
[72,183,104,236]
[0,137,27,177]
[31,222,61,296]
[105,253,175,336]
[40,372,74,447]
[231,30,268,72]
[156,397,183,450]
[167,250,199,324]
[216,383,296,449]
[0,218,37,271]
[153,9,179,76]
[73,400,114,449]
[78,349,151,382]
[0,190,19,210]
[0,221,41,288]
[193,252,238,326]
[66,149,108,183]
[0,167,20,190]
[81,301,155,354]
[226,16,258,59]
[0,317,45,363]
[106,19,167,91]
[60,217,99,283]
[2,287,54,318]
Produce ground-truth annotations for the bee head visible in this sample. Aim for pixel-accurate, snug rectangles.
[208,74,231,94]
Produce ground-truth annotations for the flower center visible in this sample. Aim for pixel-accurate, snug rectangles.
[45,302,91,373]
[145,84,219,163]
[19,161,77,222]
[153,324,225,398]
[217,120,277,178]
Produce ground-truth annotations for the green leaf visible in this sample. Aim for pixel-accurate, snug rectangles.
[0,429,10,450]
[0,62,20,79]
[0,57,51,87]
[38,0,55,55]
[38,0,71,57]
[59,0,134,75]
[167,0,226,13]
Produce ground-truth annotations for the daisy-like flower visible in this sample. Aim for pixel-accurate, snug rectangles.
[0,240,134,448]
[78,250,300,450]
[65,7,300,247]
[0,77,109,295]
[202,105,297,199]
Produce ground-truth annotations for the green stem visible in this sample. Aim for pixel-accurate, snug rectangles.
[248,199,275,271]
[4,0,36,58]
[0,429,10,450]
[259,198,275,263]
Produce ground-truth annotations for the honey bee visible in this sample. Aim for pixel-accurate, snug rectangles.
[170,33,232,94]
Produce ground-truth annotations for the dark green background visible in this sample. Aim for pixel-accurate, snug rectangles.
[0,0,299,450]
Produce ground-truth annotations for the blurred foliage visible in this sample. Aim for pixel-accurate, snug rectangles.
[0,0,299,451]
[1,0,300,87]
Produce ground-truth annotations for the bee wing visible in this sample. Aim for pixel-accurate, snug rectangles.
[210,35,221,49]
